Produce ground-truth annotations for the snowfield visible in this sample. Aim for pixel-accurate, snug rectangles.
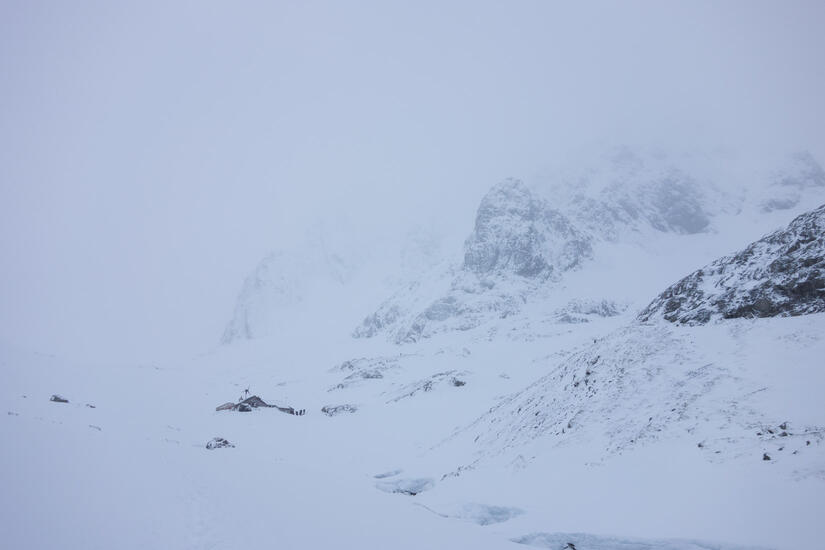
[3,311,824,549]
[2,148,825,549]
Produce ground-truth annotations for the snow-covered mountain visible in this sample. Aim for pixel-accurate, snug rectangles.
[462,178,592,278]
[222,220,446,344]
[541,146,723,239]
[221,246,357,343]
[758,151,825,213]
[422,200,825,492]
[352,147,825,346]
[539,146,825,239]
[8,146,825,550]
[353,179,593,343]
[639,203,825,324]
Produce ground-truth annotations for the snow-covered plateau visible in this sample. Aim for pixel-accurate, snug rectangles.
[2,147,824,549]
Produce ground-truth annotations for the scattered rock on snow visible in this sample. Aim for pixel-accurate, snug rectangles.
[321,404,358,416]
[206,437,235,450]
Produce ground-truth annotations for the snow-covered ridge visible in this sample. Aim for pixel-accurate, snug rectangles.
[547,146,717,239]
[760,151,825,212]
[224,147,825,346]
[463,178,591,278]
[354,178,593,343]
[222,222,446,344]
[540,146,825,241]
[639,203,825,325]
[437,314,825,479]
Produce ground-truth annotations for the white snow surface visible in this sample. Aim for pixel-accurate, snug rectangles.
[3,148,825,549]
[3,311,824,549]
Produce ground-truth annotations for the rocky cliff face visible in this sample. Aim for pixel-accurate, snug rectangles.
[463,178,591,278]
[544,147,720,241]
[223,147,825,346]
[638,203,825,324]
[353,179,593,343]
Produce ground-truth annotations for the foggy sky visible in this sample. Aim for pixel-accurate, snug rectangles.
[2,1,824,361]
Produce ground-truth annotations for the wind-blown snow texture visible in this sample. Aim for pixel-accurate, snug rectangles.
[639,203,825,324]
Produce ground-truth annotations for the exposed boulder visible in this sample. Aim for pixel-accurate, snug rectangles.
[206,437,234,450]
[49,394,68,403]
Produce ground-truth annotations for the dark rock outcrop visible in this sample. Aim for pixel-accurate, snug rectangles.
[206,437,234,450]
[215,395,305,416]
[321,404,358,416]
[639,204,825,324]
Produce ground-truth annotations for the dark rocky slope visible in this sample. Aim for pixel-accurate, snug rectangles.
[639,204,825,324]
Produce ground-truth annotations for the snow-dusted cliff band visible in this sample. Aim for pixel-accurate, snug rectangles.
[639,203,825,324]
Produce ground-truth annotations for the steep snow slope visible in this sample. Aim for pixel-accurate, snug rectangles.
[541,146,725,239]
[353,179,593,344]
[223,220,447,344]
[353,148,825,346]
[419,314,825,550]
[540,147,825,240]
[4,313,823,549]
[439,316,825,470]
[429,202,825,480]
[639,203,825,324]
[756,151,825,213]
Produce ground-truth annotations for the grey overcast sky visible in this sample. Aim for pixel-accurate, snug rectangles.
[1,1,824,361]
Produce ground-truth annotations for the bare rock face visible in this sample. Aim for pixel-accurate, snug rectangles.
[463,178,592,278]
[553,147,715,240]
[354,179,593,343]
[639,203,825,324]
